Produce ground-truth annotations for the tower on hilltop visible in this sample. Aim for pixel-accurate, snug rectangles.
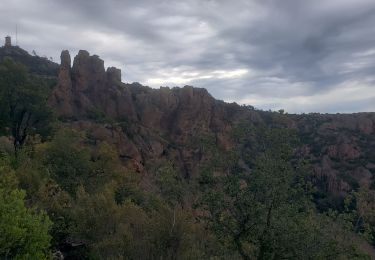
[4,36,11,47]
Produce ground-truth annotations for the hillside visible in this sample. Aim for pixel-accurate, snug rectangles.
[49,49,375,207]
[0,45,59,77]
[1,46,375,259]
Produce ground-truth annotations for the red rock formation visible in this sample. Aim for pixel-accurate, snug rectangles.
[49,50,243,178]
[48,49,375,197]
[327,143,361,160]
[49,50,74,116]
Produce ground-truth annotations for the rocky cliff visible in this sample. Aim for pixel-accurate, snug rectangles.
[292,113,375,207]
[33,49,375,207]
[49,50,255,174]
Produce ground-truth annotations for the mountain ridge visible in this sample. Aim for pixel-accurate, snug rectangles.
[2,45,375,206]
[2,44,375,258]
[47,49,375,204]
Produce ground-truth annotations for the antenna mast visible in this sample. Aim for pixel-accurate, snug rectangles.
[16,24,18,46]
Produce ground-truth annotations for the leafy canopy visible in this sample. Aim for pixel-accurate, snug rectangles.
[0,160,52,259]
[0,58,53,156]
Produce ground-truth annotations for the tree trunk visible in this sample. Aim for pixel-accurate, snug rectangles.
[234,236,250,260]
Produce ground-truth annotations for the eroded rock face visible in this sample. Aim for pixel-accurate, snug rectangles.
[61,50,71,68]
[49,50,127,118]
[72,51,106,92]
[69,121,144,172]
[48,50,74,116]
[327,143,361,160]
[313,156,350,194]
[107,67,121,82]
[293,112,375,195]
[50,50,236,138]
[317,114,375,135]
[358,117,374,135]
[49,49,375,198]
[49,50,240,178]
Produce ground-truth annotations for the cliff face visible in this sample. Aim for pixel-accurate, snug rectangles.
[49,50,375,203]
[293,113,375,201]
[49,50,123,118]
[49,50,249,176]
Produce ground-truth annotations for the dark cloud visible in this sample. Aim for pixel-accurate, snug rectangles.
[0,0,374,113]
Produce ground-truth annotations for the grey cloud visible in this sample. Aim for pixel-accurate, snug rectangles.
[0,0,374,113]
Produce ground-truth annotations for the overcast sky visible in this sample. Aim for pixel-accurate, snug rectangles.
[1,0,375,113]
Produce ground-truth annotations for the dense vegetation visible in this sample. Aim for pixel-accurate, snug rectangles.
[1,59,375,259]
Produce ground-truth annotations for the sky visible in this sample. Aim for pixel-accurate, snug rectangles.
[0,0,375,113]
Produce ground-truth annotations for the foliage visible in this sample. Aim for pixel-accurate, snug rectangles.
[0,44,374,259]
[40,129,123,195]
[156,162,186,206]
[199,128,368,259]
[65,182,212,259]
[340,188,375,243]
[0,161,52,259]
[41,129,92,195]
[87,107,114,124]
[0,58,53,157]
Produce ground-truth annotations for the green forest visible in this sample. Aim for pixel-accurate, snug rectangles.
[1,58,375,259]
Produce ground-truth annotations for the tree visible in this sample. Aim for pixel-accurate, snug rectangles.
[0,163,52,259]
[341,188,375,243]
[0,58,53,157]
[199,128,360,259]
[156,162,185,206]
[0,189,52,259]
[41,129,92,195]
[42,129,125,195]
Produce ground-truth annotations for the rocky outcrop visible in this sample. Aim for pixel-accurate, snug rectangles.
[49,50,241,139]
[327,143,361,160]
[48,49,375,198]
[49,50,129,118]
[107,67,121,82]
[49,50,244,178]
[68,121,144,172]
[71,50,106,93]
[313,155,350,194]
[49,50,74,116]
[293,112,375,197]
[316,114,375,135]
